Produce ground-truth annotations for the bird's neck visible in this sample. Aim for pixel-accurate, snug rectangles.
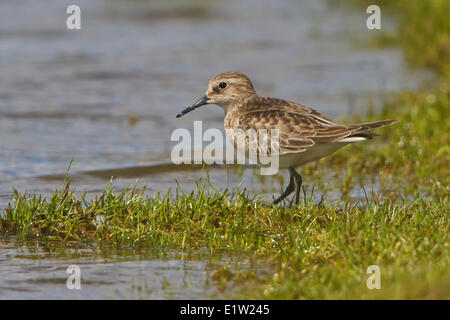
[220,95,257,115]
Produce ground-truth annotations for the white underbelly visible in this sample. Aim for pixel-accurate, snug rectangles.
[225,128,349,170]
[278,142,348,168]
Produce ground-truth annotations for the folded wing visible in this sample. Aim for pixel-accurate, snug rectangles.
[234,97,397,155]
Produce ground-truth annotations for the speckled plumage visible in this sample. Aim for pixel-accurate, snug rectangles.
[214,72,397,167]
[177,71,398,204]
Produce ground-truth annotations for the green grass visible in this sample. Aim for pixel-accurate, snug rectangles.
[1,0,449,299]
[1,178,448,299]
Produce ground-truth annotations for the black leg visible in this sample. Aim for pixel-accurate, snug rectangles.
[290,167,302,205]
[273,168,296,205]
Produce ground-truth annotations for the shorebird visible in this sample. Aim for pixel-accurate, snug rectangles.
[176,71,397,205]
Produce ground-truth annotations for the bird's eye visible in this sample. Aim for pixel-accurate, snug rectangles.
[219,82,227,89]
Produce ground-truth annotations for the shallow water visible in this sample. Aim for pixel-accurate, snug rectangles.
[0,0,432,299]
[0,236,269,299]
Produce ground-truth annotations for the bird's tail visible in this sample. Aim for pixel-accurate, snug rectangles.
[348,119,398,132]
[338,119,398,142]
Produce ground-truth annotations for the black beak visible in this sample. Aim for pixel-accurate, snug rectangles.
[176,95,209,118]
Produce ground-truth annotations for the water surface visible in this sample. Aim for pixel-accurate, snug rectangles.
[1,237,268,299]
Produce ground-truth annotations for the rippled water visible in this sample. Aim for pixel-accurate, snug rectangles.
[0,0,432,299]
[0,237,269,299]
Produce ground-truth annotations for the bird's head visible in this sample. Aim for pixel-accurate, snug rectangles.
[176,71,256,118]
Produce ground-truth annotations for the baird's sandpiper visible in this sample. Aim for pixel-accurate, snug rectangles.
[177,71,397,205]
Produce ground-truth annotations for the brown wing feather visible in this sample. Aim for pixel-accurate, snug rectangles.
[232,97,397,155]
[240,97,337,125]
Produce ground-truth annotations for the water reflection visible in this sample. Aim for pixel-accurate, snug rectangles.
[0,236,269,299]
